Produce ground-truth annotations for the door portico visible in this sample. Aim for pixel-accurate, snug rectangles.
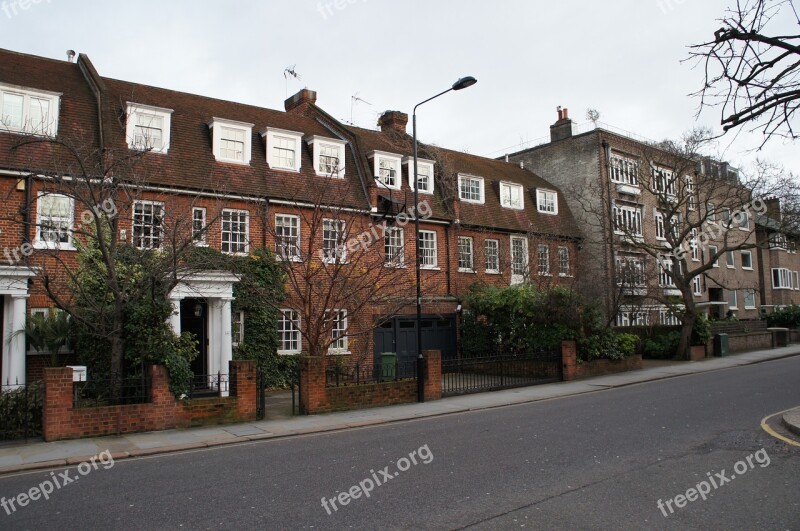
[0,266,36,387]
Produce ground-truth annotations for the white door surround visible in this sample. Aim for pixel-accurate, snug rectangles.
[0,266,36,387]
[168,271,239,396]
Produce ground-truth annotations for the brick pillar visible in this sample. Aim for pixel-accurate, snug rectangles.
[230,359,257,421]
[561,340,577,381]
[423,350,441,401]
[299,356,327,414]
[42,367,74,442]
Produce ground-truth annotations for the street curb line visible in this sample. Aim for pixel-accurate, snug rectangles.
[761,408,800,448]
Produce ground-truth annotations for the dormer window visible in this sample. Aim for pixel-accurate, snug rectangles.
[263,127,303,172]
[209,118,253,164]
[307,136,346,178]
[458,174,485,204]
[536,189,558,214]
[500,182,524,210]
[0,83,60,137]
[126,103,173,153]
[368,151,402,190]
[403,157,435,194]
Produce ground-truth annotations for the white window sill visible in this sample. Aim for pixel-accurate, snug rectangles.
[421,266,440,271]
[742,267,753,271]
[224,251,250,257]
[327,350,351,356]
[269,165,301,173]
[33,242,76,251]
[277,350,301,356]
[460,198,484,205]
[501,205,524,210]
[193,242,209,247]
[726,265,735,269]
[215,157,250,166]
[316,172,345,179]
[458,268,475,273]
[385,263,407,269]
[559,273,573,278]
[539,273,552,277]
[277,256,303,263]
[537,210,558,216]
[744,306,757,310]
[410,189,434,195]
[485,270,501,275]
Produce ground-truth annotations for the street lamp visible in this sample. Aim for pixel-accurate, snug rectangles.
[413,76,477,403]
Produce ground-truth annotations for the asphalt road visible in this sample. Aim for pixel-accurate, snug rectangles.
[1,356,799,530]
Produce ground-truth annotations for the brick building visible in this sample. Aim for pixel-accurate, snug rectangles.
[0,48,581,385]
[506,108,764,327]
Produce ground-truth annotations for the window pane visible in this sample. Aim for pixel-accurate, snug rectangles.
[2,93,23,129]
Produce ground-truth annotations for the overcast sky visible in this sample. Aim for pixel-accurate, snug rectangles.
[1,0,796,175]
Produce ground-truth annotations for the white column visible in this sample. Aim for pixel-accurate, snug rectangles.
[168,296,181,335]
[2,295,28,387]
[207,299,221,380]
[219,298,233,397]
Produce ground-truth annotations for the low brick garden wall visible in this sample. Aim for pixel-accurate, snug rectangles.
[42,360,256,442]
[727,331,773,353]
[561,341,642,380]
[299,351,442,414]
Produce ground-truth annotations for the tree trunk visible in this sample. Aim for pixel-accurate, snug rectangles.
[677,310,696,361]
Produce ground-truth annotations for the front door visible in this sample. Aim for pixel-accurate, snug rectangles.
[180,298,208,378]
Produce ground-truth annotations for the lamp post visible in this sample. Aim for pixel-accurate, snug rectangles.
[413,76,477,403]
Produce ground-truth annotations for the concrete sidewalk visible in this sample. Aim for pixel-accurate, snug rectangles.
[1,346,799,475]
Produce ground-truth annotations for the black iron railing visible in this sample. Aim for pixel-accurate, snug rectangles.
[189,373,229,398]
[326,359,417,388]
[0,381,44,441]
[442,350,561,396]
[73,372,151,408]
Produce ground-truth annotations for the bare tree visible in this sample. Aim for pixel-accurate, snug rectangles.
[689,0,800,146]
[261,171,419,361]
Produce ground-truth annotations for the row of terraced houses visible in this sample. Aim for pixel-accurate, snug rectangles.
[1,48,798,386]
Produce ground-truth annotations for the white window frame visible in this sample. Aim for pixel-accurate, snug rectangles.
[384,227,405,267]
[277,309,301,355]
[403,157,435,194]
[616,256,646,288]
[368,151,402,190]
[132,200,165,250]
[418,230,438,269]
[209,118,253,165]
[709,245,719,268]
[263,127,303,172]
[706,202,716,222]
[322,218,347,264]
[693,276,702,296]
[740,250,753,270]
[685,176,696,210]
[275,214,301,261]
[192,207,207,246]
[0,83,61,137]
[614,204,643,237]
[485,239,500,274]
[232,310,245,347]
[558,247,570,277]
[538,244,550,276]
[728,290,738,310]
[458,236,474,272]
[794,271,800,291]
[510,236,529,284]
[690,228,700,261]
[655,211,665,241]
[658,259,677,288]
[652,166,676,197]
[500,182,524,210]
[536,189,558,215]
[609,154,639,186]
[735,210,750,231]
[772,268,793,290]
[221,209,249,255]
[726,251,735,269]
[306,136,346,178]
[616,307,649,327]
[743,289,757,310]
[126,103,173,154]
[327,309,349,354]
[34,192,75,250]
[458,174,485,204]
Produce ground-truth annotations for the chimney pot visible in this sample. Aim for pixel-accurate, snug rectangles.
[557,106,563,121]
[563,108,569,120]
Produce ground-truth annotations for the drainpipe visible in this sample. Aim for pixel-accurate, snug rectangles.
[444,224,452,296]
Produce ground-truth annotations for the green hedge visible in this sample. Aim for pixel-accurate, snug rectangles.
[0,382,43,440]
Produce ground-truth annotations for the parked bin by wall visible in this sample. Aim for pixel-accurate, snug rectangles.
[714,334,729,357]
[380,352,397,381]
[768,328,789,348]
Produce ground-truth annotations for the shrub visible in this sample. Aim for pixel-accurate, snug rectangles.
[643,331,681,359]
[0,382,43,440]
[691,315,712,345]
[579,331,638,362]
[766,305,800,328]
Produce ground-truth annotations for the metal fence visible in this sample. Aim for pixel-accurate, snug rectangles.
[189,373,229,398]
[0,382,44,441]
[326,359,418,388]
[256,365,301,420]
[442,350,562,396]
[73,372,151,408]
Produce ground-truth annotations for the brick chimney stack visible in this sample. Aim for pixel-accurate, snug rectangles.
[550,105,574,142]
[378,111,408,134]
[285,89,317,112]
